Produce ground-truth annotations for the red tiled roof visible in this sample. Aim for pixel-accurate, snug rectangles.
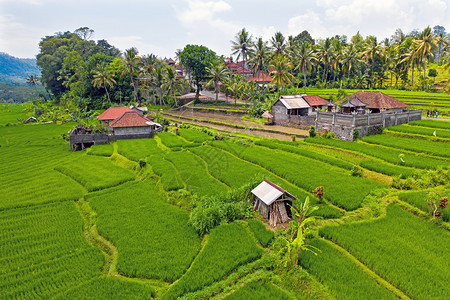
[109,111,153,128]
[146,115,155,121]
[234,66,252,74]
[225,62,239,68]
[343,91,408,109]
[303,95,329,107]
[246,72,273,82]
[97,107,133,121]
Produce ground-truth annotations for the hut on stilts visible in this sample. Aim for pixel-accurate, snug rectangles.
[251,180,296,226]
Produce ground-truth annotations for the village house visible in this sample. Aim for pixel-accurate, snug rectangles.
[272,91,421,141]
[96,106,133,124]
[109,111,159,136]
[246,71,273,85]
[252,180,295,226]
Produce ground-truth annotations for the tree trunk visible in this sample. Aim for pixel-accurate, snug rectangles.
[303,67,307,94]
[411,64,414,87]
[195,80,200,99]
[215,81,218,101]
[103,79,112,105]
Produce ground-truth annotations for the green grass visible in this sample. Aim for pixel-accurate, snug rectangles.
[55,155,135,192]
[0,103,27,126]
[255,139,354,170]
[247,219,274,247]
[0,123,85,209]
[305,137,450,169]
[387,124,450,139]
[0,201,104,298]
[298,239,396,300]
[161,222,262,299]
[87,179,201,282]
[360,159,416,178]
[224,280,293,300]
[319,204,450,299]
[56,277,155,299]
[165,150,230,197]
[212,140,384,211]
[178,128,214,143]
[157,131,200,149]
[409,119,450,130]
[147,154,184,191]
[191,145,342,218]
[87,143,114,157]
[362,134,450,159]
[116,138,160,161]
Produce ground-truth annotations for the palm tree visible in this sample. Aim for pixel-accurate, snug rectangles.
[121,47,139,102]
[295,43,316,94]
[206,60,229,101]
[361,36,382,88]
[224,77,242,106]
[271,31,286,56]
[154,66,165,106]
[163,66,183,106]
[231,28,253,77]
[91,62,116,105]
[248,37,269,73]
[269,54,294,97]
[414,26,437,79]
[435,32,448,64]
[341,44,360,80]
[401,45,419,87]
[317,38,332,83]
[25,75,39,88]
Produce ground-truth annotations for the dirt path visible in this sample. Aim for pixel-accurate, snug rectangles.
[163,110,309,140]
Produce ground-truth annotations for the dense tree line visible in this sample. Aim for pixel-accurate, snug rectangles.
[230,26,450,92]
[36,27,187,110]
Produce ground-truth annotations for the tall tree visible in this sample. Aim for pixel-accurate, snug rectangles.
[206,60,229,101]
[295,43,316,94]
[25,75,39,88]
[121,47,140,102]
[231,28,253,76]
[414,26,437,78]
[271,31,286,56]
[317,38,332,82]
[179,44,217,99]
[361,36,382,88]
[91,62,116,105]
[269,54,294,97]
[342,44,360,80]
[163,66,183,106]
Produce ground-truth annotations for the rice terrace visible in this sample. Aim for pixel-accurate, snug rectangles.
[1,13,450,300]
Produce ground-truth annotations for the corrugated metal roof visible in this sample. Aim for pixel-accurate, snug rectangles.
[251,180,295,206]
[279,96,310,109]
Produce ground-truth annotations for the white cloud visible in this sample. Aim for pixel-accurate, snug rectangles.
[288,10,331,39]
[107,35,163,56]
[0,14,41,58]
[175,0,239,35]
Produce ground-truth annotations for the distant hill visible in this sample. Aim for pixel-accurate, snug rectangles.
[0,52,40,85]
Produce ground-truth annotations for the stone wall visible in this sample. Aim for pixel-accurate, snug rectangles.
[315,109,422,141]
[69,132,154,151]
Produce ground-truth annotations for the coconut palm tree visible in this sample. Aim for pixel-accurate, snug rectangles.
[295,43,316,94]
[121,47,140,102]
[154,66,165,106]
[317,38,332,83]
[341,44,360,80]
[248,37,269,74]
[361,36,382,88]
[231,28,253,77]
[271,31,286,56]
[414,26,437,79]
[25,75,39,88]
[269,54,294,97]
[435,32,448,64]
[206,60,229,101]
[91,62,116,105]
[163,66,183,106]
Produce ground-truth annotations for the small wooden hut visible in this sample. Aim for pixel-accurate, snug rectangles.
[262,111,274,124]
[251,180,296,226]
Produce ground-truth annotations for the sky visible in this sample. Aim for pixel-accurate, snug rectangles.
[1,0,449,59]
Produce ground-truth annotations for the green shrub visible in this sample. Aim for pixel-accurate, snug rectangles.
[309,125,316,138]
[352,128,359,140]
[351,165,362,177]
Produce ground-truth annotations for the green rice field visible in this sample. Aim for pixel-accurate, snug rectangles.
[1,104,449,299]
